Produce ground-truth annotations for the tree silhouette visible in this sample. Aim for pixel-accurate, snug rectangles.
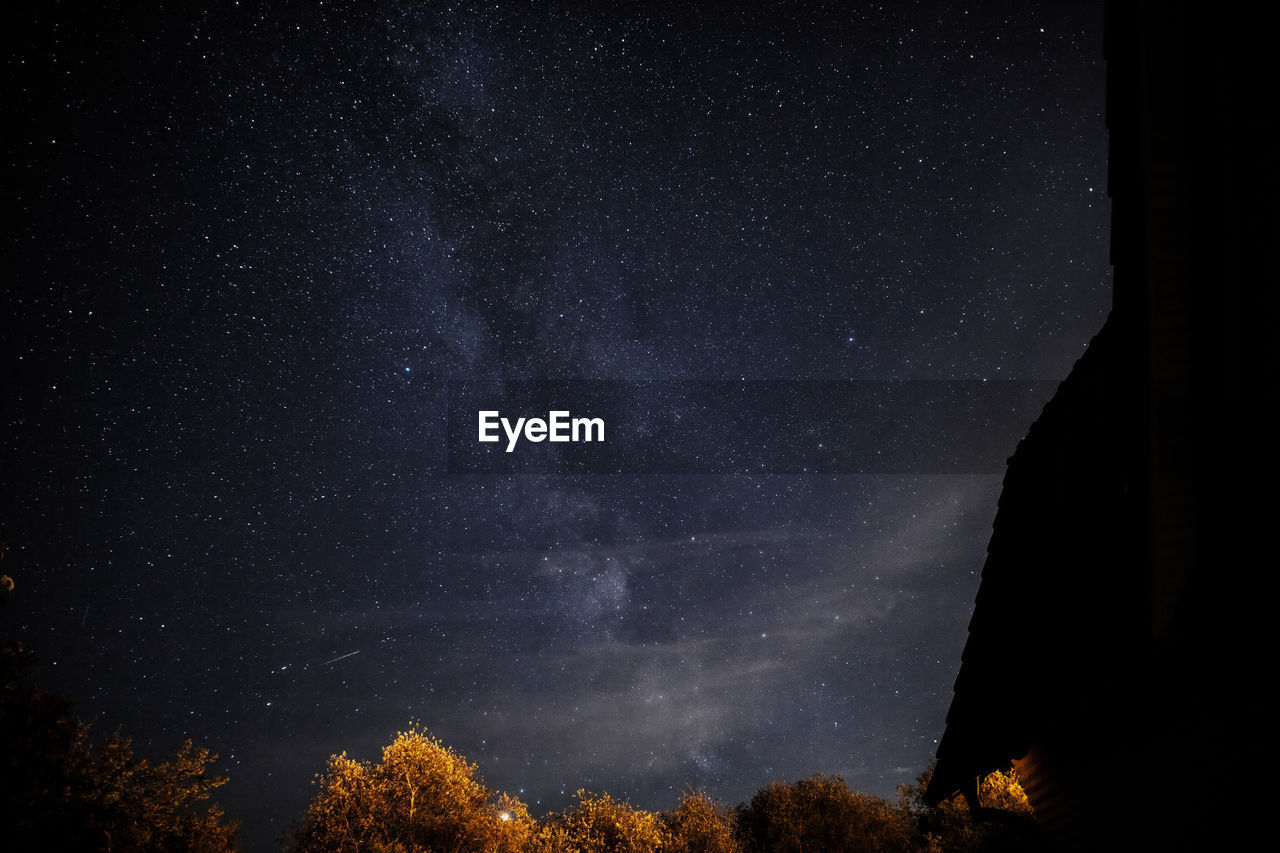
[0,640,240,852]
[738,773,912,853]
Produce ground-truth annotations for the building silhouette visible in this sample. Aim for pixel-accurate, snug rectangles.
[925,3,1274,850]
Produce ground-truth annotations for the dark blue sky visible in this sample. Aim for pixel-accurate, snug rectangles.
[3,2,1110,849]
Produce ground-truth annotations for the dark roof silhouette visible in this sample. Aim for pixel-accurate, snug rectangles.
[925,3,1275,851]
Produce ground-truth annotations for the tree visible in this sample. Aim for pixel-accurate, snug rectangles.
[662,789,741,853]
[738,774,912,853]
[532,789,665,853]
[972,769,1031,817]
[289,726,531,853]
[897,763,1037,853]
[0,640,241,852]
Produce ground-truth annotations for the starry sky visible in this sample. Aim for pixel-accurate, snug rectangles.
[3,2,1110,849]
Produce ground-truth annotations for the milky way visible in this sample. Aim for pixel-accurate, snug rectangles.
[3,3,1110,848]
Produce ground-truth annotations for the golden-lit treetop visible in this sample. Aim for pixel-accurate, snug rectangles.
[662,789,741,853]
[289,725,531,853]
[289,727,1044,853]
[532,789,666,853]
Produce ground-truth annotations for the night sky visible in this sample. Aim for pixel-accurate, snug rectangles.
[3,2,1110,849]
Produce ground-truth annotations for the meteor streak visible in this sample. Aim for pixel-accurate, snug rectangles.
[321,651,360,666]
